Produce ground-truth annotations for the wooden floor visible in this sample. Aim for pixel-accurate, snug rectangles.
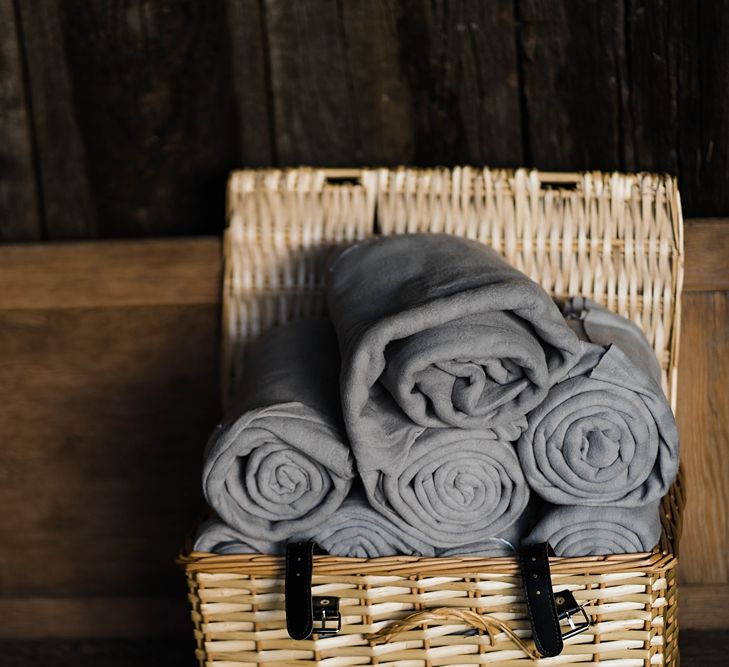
[2,633,727,666]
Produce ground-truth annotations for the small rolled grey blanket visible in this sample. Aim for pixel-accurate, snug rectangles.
[309,488,435,558]
[326,233,582,473]
[365,424,530,548]
[193,519,280,555]
[518,298,679,507]
[524,502,662,556]
[202,318,356,541]
[194,490,434,558]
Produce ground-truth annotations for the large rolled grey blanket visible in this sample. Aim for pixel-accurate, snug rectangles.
[524,502,662,556]
[193,519,280,555]
[435,503,538,557]
[309,488,435,558]
[517,299,679,507]
[326,233,582,473]
[202,318,356,541]
[365,424,530,548]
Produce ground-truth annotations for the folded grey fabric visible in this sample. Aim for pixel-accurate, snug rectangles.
[365,425,530,548]
[563,297,662,385]
[518,304,679,507]
[326,233,581,472]
[436,503,538,557]
[203,318,356,541]
[309,488,435,558]
[524,502,662,556]
[193,519,280,555]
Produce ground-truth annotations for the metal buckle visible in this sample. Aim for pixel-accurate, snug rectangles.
[312,596,341,636]
[554,590,591,640]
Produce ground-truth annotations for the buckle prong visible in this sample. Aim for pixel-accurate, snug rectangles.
[554,590,592,640]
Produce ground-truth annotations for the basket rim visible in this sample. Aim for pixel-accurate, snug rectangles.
[177,544,678,576]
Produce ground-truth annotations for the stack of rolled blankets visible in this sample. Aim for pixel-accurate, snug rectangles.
[195,234,679,559]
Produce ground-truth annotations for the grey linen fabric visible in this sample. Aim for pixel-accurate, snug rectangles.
[193,519,280,555]
[517,301,679,507]
[563,297,662,385]
[365,424,530,548]
[524,502,662,556]
[202,318,356,541]
[435,502,538,557]
[326,233,582,474]
[309,488,435,558]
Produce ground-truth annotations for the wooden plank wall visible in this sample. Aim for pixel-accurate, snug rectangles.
[1,0,728,639]
[2,1,729,240]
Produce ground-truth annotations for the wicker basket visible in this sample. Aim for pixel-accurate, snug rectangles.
[180,167,685,666]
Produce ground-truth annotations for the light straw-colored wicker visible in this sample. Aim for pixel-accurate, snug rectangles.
[182,167,684,667]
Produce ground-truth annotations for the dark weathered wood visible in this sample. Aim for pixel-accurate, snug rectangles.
[0,1,42,241]
[680,585,729,630]
[264,0,411,165]
[391,0,523,165]
[677,2,729,217]
[2,634,729,667]
[19,0,238,239]
[0,596,189,639]
[516,0,626,170]
[226,0,275,165]
[15,0,98,239]
[620,0,679,174]
[2,638,197,667]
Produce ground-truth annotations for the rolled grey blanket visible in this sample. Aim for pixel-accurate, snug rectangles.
[309,488,435,558]
[436,503,538,557]
[518,301,679,507]
[524,502,662,556]
[193,519,280,555]
[203,318,356,541]
[326,233,581,472]
[365,424,530,548]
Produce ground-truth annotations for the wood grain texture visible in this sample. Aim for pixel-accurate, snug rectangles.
[46,0,235,238]
[676,292,729,583]
[516,0,625,170]
[0,1,42,241]
[15,0,98,239]
[265,0,413,165]
[0,596,189,639]
[391,0,523,165]
[679,585,729,630]
[0,237,221,309]
[677,1,729,217]
[0,304,219,596]
[684,220,729,292]
[226,0,275,165]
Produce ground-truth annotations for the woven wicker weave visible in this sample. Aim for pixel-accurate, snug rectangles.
[181,167,684,666]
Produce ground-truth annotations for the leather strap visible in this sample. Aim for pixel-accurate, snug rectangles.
[285,541,323,640]
[518,542,563,657]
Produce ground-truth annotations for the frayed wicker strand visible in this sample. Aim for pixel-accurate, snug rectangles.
[366,607,541,660]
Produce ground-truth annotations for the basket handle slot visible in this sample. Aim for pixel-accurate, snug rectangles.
[322,168,366,186]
